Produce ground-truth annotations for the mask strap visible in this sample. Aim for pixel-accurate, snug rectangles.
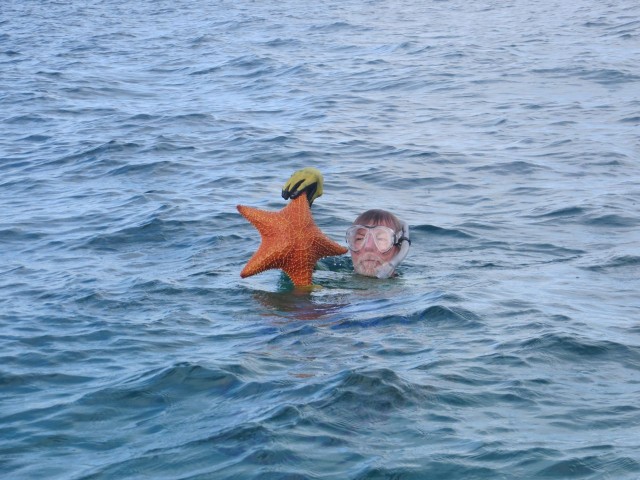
[375,221,411,279]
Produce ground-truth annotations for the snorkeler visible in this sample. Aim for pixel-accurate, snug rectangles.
[282,167,411,279]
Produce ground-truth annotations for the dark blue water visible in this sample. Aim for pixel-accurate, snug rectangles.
[2,0,640,478]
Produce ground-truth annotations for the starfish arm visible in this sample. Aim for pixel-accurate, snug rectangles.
[282,263,314,286]
[279,244,318,285]
[237,205,283,233]
[241,240,292,278]
[313,235,349,258]
[282,197,314,230]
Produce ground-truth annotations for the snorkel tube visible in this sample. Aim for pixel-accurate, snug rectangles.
[375,221,411,279]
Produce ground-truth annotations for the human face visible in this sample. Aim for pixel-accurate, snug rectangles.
[349,222,401,277]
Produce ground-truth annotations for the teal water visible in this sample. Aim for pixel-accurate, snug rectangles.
[2,0,640,478]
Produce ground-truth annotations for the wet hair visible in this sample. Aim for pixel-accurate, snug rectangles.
[353,209,402,232]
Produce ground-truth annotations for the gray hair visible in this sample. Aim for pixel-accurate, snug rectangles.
[353,209,402,232]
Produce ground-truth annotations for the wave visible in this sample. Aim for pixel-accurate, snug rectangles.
[412,224,475,239]
[529,206,587,219]
[500,332,640,365]
[619,115,640,124]
[106,159,184,176]
[536,454,640,478]
[331,304,483,330]
[580,254,640,272]
[0,227,44,243]
[81,216,197,250]
[470,160,550,175]
[531,66,640,85]
[308,21,367,33]
[583,213,639,228]
[190,54,276,78]
[43,140,142,171]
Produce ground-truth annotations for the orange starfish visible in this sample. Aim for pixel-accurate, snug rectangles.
[237,195,348,286]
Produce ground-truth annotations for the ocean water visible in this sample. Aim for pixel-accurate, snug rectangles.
[1,0,639,478]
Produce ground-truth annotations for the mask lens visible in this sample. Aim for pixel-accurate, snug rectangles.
[346,226,369,252]
[372,227,394,253]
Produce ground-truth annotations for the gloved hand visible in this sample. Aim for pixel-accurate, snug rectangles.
[281,167,324,205]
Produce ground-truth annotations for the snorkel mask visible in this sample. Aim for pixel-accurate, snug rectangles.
[346,221,411,278]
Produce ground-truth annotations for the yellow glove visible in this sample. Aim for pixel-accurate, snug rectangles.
[281,167,324,205]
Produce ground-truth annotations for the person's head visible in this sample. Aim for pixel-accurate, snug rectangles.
[346,209,411,278]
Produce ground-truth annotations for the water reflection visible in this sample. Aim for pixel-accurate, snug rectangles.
[253,287,348,322]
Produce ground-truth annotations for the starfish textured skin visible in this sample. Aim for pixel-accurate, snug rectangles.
[237,195,348,286]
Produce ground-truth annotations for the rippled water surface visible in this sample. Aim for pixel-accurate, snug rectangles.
[2,0,640,478]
